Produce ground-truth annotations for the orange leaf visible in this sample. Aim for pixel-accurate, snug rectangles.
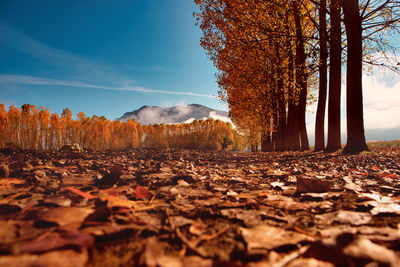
[66,187,95,200]
[384,173,399,179]
[371,166,380,171]
[0,178,25,186]
[135,185,152,199]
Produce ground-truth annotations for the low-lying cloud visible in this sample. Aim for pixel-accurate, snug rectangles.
[118,104,231,125]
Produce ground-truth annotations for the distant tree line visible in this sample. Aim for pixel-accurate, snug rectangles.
[0,103,247,151]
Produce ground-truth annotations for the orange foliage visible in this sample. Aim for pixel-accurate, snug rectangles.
[195,0,317,151]
[0,103,244,151]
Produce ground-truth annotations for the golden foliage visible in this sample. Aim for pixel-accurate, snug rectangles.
[0,103,245,151]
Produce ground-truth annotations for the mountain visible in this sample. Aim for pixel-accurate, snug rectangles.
[116,104,231,125]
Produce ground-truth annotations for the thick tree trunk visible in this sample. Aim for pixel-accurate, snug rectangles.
[286,79,300,151]
[272,97,279,151]
[261,130,272,152]
[274,45,287,151]
[314,0,328,151]
[341,0,369,154]
[293,1,309,151]
[325,0,342,152]
[287,101,301,150]
[298,86,309,151]
[285,23,301,151]
[278,92,287,151]
[251,144,258,152]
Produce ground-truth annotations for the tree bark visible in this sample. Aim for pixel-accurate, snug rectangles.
[341,0,369,154]
[325,0,342,152]
[261,130,272,152]
[286,54,301,151]
[314,0,328,151]
[293,1,309,151]
[278,91,287,151]
[274,43,287,151]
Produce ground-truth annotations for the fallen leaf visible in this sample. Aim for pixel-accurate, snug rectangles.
[286,258,334,267]
[66,187,95,200]
[343,237,400,265]
[342,176,363,192]
[297,177,330,193]
[18,230,94,254]
[140,237,182,267]
[378,172,399,179]
[0,249,88,267]
[0,178,25,186]
[189,219,204,236]
[240,225,314,254]
[94,165,122,187]
[35,206,93,227]
[334,211,372,226]
[371,166,380,171]
[370,203,400,215]
[135,185,152,199]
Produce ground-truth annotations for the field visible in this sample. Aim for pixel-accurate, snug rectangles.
[0,145,400,266]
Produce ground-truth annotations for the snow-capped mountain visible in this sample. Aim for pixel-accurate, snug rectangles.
[116,104,231,125]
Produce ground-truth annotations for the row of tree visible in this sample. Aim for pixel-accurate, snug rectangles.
[0,103,246,151]
[195,0,400,153]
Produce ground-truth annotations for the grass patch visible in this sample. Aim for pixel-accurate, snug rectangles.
[367,140,400,148]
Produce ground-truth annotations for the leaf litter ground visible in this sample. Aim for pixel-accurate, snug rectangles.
[0,147,400,266]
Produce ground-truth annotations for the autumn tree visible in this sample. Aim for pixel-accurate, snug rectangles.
[195,0,317,151]
[313,0,328,151]
[0,102,242,151]
[342,0,400,153]
[61,108,73,145]
[38,107,50,150]
[325,0,342,152]
[0,104,8,147]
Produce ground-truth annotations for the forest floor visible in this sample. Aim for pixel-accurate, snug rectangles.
[0,145,400,266]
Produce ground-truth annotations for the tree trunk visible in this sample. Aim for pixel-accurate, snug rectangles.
[341,0,369,154]
[298,86,309,151]
[293,1,309,151]
[287,100,300,150]
[314,0,328,151]
[278,93,287,151]
[274,44,287,151]
[325,0,342,152]
[286,63,300,151]
[285,22,301,151]
[261,130,272,152]
[277,73,287,151]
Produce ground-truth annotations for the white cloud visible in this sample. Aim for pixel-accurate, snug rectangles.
[306,64,400,144]
[363,68,400,129]
[160,100,188,107]
[209,111,232,124]
[0,74,215,98]
[118,104,231,125]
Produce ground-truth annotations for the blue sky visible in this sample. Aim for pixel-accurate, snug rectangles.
[0,0,223,120]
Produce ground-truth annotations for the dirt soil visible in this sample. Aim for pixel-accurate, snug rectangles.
[0,147,400,266]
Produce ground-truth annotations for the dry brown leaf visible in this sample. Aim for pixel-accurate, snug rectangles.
[0,249,88,267]
[240,225,314,254]
[35,206,93,227]
[297,177,330,193]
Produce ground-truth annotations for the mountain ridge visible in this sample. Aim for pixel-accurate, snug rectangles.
[116,104,231,125]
